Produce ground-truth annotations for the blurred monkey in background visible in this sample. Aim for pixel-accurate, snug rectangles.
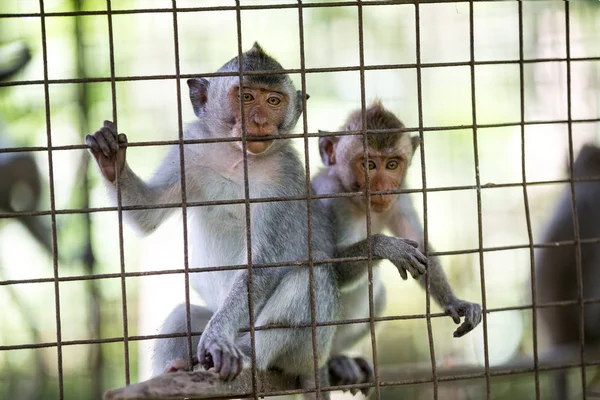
[535,144,600,400]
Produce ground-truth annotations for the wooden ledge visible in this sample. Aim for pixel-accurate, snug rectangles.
[103,368,298,400]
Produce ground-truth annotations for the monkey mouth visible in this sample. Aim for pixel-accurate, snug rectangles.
[369,195,395,211]
[244,134,277,141]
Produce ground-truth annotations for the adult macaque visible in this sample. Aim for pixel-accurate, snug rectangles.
[313,101,482,395]
[535,144,600,399]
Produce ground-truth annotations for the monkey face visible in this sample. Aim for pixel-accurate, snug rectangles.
[350,153,406,212]
[228,85,290,155]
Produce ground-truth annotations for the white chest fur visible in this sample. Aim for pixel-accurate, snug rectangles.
[184,143,276,311]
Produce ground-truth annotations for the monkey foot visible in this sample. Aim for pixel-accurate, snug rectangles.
[163,356,198,374]
[328,355,373,396]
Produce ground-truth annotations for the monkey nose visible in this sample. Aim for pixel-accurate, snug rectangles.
[253,114,268,125]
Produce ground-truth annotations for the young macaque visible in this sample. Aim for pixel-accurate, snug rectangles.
[313,101,482,395]
[535,144,600,399]
[86,43,343,396]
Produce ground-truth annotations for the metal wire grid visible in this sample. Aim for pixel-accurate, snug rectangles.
[0,0,598,399]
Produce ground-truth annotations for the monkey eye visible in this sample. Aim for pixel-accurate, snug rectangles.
[267,96,281,105]
[243,93,254,102]
[386,160,399,170]
[363,160,376,170]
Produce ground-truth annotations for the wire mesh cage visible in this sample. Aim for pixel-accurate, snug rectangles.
[1,1,600,400]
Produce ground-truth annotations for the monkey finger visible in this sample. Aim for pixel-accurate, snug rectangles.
[445,307,461,325]
[85,135,101,154]
[103,120,118,137]
[397,267,408,280]
[219,353,233,381]
[100,128,120,154]
[210,348,223,373]
[453,320,474,338]
[93,131,113,158]
[198,346,211,370]
[415,251,428,266]
[404,238,419,248]
[236,354,244,381]
[411,257,427,275]
[118,133,128,144]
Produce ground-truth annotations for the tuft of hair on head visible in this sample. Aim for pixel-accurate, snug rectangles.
[247,41,266,56]
[344,99,406,151]
[236,42,290,88]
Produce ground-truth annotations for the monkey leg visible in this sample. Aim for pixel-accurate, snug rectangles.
[151,303,213,377]
[236,265,337,394]
[323,277,385,398]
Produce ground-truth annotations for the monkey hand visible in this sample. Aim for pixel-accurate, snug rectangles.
[371,234,428,280]
[85,120,127,183]
[329,355,373,397]
[197,328,247,382]
[443,299,482,338]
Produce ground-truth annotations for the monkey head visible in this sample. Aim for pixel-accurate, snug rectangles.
[187,42,308,155]
[319,101,419,213]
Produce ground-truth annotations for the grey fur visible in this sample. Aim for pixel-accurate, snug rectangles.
[312,102,482,395]
[86,44,338,397]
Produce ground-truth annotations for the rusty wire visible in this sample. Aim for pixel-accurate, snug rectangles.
[1,0,600,399]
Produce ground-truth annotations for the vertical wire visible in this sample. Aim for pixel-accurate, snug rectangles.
[564,1,588,397]
[518,1,541,398]
[73,2,103,396]
[355,1,380,398]
[296,2,323,399]
[414,2,438,397]
[105,0,131,384]
[468,1,490,397]
[38,0,63,397]
[170,0,194,367]
[233,3,259,398]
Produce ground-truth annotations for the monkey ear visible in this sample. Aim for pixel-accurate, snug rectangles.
[318,133,338,166]
[411,136,420,155]
[294,90,310,116]
[187,78,210,118]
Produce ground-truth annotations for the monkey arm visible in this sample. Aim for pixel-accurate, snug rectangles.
[389,195,482,337]
[197,269,281,381]
[335,234,427,287]
[106,149,182,235]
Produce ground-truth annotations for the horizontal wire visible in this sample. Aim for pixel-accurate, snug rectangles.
[3,295,600,352]
[0,0,582,19]
[2,56,600,88]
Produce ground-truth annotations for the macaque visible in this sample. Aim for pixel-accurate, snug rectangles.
[0,43,51,252]
[86,43,346,396]
[313,101,482,394]
[535,144,600,399]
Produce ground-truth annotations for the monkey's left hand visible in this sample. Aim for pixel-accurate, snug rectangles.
[197,326,247,381]
[444,299,482,338]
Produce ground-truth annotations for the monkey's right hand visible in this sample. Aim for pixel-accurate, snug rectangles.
[85,120,127,183]
[371,234,428,280]
[197,328,247,382]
